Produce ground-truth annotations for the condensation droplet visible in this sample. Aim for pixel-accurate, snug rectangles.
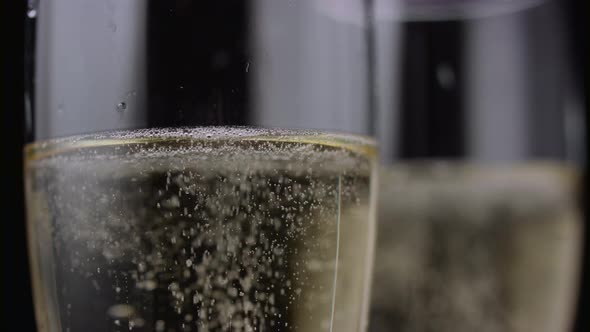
[117,102,127,113]
[27,9,37,18]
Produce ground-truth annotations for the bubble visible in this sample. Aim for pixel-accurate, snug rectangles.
[146,279,158,289]
[155,320,165,332]
[162,195,180,208]
[137,279,157,291]
[131,318,145,328]
[107,304,136,319]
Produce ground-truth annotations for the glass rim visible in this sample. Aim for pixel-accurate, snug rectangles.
[24,126,378,162]
[374,0,550,22]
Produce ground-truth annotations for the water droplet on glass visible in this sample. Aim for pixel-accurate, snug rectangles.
[245,61,250,73]
[27,9,37,18]
[117,102,127,113]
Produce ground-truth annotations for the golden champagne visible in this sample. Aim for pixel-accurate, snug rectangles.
[370,163,582,332]
[25,127,377,332]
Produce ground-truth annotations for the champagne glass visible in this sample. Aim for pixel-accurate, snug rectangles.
[369,0,585,331]
[24,1,378,331]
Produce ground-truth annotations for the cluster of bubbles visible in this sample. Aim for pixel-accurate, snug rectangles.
[27,128,375,332]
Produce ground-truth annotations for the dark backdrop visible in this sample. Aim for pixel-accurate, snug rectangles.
[2,1,32,329]
[2,1,586,331]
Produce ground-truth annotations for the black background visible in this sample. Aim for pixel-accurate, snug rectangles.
[2,1,586,331]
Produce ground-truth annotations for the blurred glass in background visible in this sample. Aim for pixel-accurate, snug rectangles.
[369,0,586,331]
